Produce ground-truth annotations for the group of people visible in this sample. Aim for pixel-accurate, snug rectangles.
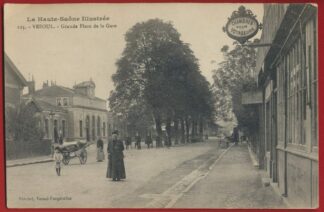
[53,130,126,181]
[125,133,154,150]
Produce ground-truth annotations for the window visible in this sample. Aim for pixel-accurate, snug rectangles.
[45,119,49,138]
[97,116,101,136]
[103,122,106,137]
[92,115,96,140]
[63,98,69,106]
[56,98,62,106]
[62,120,66,138]
[307,17,318,148]
[286,15,318,150]
[79,120,83,137]
[56,97,69,106]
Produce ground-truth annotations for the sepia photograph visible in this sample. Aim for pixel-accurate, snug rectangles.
[3,3,318,209]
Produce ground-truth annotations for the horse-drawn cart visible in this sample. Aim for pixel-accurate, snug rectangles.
[58,140,90,165]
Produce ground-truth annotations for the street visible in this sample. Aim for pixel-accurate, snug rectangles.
[6,138,285,208]
[7,139,220,208]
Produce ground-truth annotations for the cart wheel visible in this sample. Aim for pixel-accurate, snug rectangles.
[62,152,70,165]
[79,149,87,164]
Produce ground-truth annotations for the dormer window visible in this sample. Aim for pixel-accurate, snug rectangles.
[56,97,69,107]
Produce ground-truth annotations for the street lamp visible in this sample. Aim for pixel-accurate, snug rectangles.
[49,110,56,155]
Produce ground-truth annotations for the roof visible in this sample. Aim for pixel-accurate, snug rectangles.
[26,85,106,102]
[4,53,28,86]
[74,80,95,88]
[23,97,67,113]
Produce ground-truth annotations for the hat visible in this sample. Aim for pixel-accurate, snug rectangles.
[112,130,119,135]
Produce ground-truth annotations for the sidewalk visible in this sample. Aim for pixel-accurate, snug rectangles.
[173,143,287,208]
[6,155,53,168]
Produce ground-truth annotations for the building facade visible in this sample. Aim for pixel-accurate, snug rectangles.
[248,4,318,208]
[24,80,109,143]
[4,53,28,108]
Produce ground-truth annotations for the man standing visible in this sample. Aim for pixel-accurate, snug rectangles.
[106,130,126,181]
[135,132,141,150]
[145,133,153,149]
[125,135,131,150]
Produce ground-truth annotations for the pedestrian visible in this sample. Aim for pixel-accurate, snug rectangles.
[106,130,126,181]
[96,137,105,162]
[125,135,131,150]
[53,147,63,176]
[54,127,59,144]
[135,132,141,150]
[155,135,161,148]
[58,129,63,145]
[145,133,153,149]
[232,126,239,145]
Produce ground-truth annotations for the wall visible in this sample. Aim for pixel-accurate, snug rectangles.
[73,96,106,110]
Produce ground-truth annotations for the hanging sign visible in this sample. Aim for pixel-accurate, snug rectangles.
[223,6,262,44]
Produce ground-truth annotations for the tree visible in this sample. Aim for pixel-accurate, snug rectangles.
[109,19,215,144]
[5,104,44,143]
[212,39,259,132]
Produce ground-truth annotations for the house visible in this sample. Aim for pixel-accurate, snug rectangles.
[4,53,28,108]
[245,4,318,208]
[24,79,109,142]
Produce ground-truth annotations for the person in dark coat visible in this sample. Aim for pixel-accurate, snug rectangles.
[232,127,239,145]
[135,132,141,150]
[96,137,105,162]
[106,130,126,181]
[125,135,131,150]
[145,133,153,149]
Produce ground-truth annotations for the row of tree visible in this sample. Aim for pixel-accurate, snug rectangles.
[212,40,259,134]
[109,19,215,144]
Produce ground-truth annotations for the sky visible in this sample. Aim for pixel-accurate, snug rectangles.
[4,3,263,100]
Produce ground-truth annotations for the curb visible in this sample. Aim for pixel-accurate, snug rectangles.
[6,158,53,168]
[270,182,292,208]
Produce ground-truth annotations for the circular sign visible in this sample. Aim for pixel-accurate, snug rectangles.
[223,6,261,44]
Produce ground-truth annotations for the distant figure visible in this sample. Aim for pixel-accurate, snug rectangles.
[205,134,208,140]
[232,127,239,145]
[58,129,63,145]
[106,130,126,181]
[145,133,153,149]
[156,135,162,148]
[54,127,59,144]
[53,147,63,176]
[125,135,132,150]
[96,137,105,162]
[135,133,141,150]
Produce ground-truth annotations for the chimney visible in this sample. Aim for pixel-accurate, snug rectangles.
[27,76,35,94]
[43,81,48,88]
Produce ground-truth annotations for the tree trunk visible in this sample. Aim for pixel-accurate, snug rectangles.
[174,118,179,145]
[199,117,204,141]
[154,112,163,147]
[185,116,190,143]
[166,117,172,147]
[180,118,185,143]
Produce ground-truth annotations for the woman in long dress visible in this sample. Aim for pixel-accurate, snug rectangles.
[96,137,105,162]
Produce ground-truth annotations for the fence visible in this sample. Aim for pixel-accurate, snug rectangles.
[6,139,52,160]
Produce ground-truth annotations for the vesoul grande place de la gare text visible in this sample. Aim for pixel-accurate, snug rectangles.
[19,15,117,30]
